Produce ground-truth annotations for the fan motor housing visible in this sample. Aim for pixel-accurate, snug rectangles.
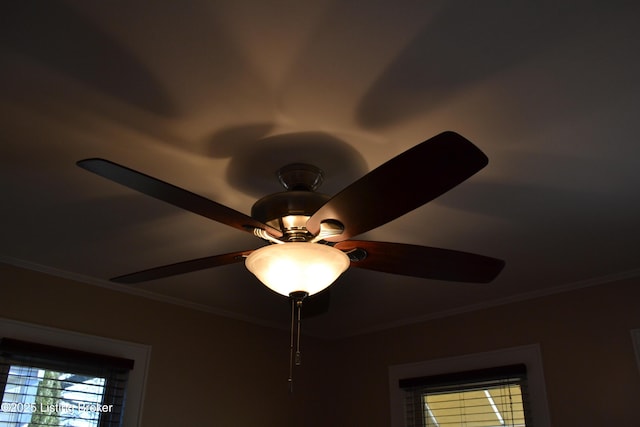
[251,191,330,239]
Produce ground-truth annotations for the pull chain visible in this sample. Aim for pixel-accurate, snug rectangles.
[295,299,302,366]
[287,291,308,393]
[288,297,295,393]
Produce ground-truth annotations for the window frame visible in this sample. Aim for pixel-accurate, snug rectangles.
[0,318,150,427]
[1,337,134,426]
[389,344,551,427]
[401,363,530,426]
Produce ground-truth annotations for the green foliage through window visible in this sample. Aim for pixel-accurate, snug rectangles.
[28,370,63,427]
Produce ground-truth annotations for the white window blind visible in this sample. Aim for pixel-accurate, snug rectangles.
[400,364,531,427]
[0,338,134,427]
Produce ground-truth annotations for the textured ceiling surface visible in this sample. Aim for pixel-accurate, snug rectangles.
[1,1,639,338]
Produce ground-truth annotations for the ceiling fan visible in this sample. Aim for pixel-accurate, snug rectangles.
[77,131,504,304]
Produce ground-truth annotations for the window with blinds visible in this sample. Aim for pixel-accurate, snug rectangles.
[399,364,531,427]
[0,338,134,427]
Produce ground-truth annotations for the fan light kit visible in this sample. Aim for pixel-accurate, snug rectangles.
[245,242,350,297]
[77,131,505,391]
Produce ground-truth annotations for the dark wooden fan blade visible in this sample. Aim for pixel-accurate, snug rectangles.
[306,131,488,241]
[77,158,282,237]
[335,240,504,283]
[111,249,253,283]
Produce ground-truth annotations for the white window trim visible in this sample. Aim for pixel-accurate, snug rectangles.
[389,344,551,427]
[0,318,150,427]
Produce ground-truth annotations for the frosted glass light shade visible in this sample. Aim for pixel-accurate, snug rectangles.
[245,242,350,296]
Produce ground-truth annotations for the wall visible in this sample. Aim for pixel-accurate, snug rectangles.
[3,262,640,426]
[322,276,640,426]
[0,263,328,427]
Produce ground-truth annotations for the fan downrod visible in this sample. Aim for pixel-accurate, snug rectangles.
[277,163,324,191]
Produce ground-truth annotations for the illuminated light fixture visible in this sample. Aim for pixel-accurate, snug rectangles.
[245,242,350,297]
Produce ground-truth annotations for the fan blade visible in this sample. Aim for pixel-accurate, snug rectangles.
[306,131,488,241]
[77,158,282,237]
[111,249,253,283]
[335,240,504,283]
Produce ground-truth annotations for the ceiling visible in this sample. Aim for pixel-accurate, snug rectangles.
[2,0,639,338]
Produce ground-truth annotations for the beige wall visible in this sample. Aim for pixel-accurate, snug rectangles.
[0,263,328,427]
[321,276,640,426]
[2,263,640,426]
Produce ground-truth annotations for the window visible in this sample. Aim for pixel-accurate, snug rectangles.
[389,345,551,427]
[400,364,530,426]
[0,318,150,427]
[1,338,134,427]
